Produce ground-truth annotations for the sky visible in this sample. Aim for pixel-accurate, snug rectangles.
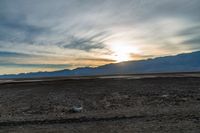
[0,0,200,74]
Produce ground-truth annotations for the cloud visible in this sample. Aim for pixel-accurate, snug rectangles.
[61,32,108,51]
[77,57,116,63]
[0,63,70,69]
[130,53,154,60]
[0,16,50,45]
[182,36,200,45]
[0,51,31,57]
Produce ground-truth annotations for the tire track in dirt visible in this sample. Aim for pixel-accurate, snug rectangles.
[0,113,199,127]
[0,115,145,127]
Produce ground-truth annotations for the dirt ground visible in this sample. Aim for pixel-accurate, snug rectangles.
[0,73,200,133]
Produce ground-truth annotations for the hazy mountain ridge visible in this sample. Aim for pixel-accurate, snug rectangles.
[1,51,200,78]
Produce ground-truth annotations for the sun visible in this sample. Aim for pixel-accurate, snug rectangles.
[110,42,139,62]
[113,47,130,62]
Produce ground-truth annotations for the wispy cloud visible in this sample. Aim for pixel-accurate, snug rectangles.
[182,36,200,45]
[61,32,108,51]
[0,63,70,69]
[0,51,31,57]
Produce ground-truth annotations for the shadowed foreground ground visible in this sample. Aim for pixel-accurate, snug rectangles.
[0,73,200,132]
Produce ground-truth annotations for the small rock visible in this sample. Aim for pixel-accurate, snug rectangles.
[70,105,83,113]
[161,94,169,98]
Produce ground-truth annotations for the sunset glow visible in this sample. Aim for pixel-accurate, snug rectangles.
[109,41,140,62]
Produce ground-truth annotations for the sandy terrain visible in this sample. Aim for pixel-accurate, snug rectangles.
[0,73,200,132]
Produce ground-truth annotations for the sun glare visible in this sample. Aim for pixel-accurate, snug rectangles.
[110,42,139,62]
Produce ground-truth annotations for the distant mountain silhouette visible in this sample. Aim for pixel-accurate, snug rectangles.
[1,51,200,79]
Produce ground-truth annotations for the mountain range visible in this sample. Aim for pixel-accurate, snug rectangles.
[1,51,200,79]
